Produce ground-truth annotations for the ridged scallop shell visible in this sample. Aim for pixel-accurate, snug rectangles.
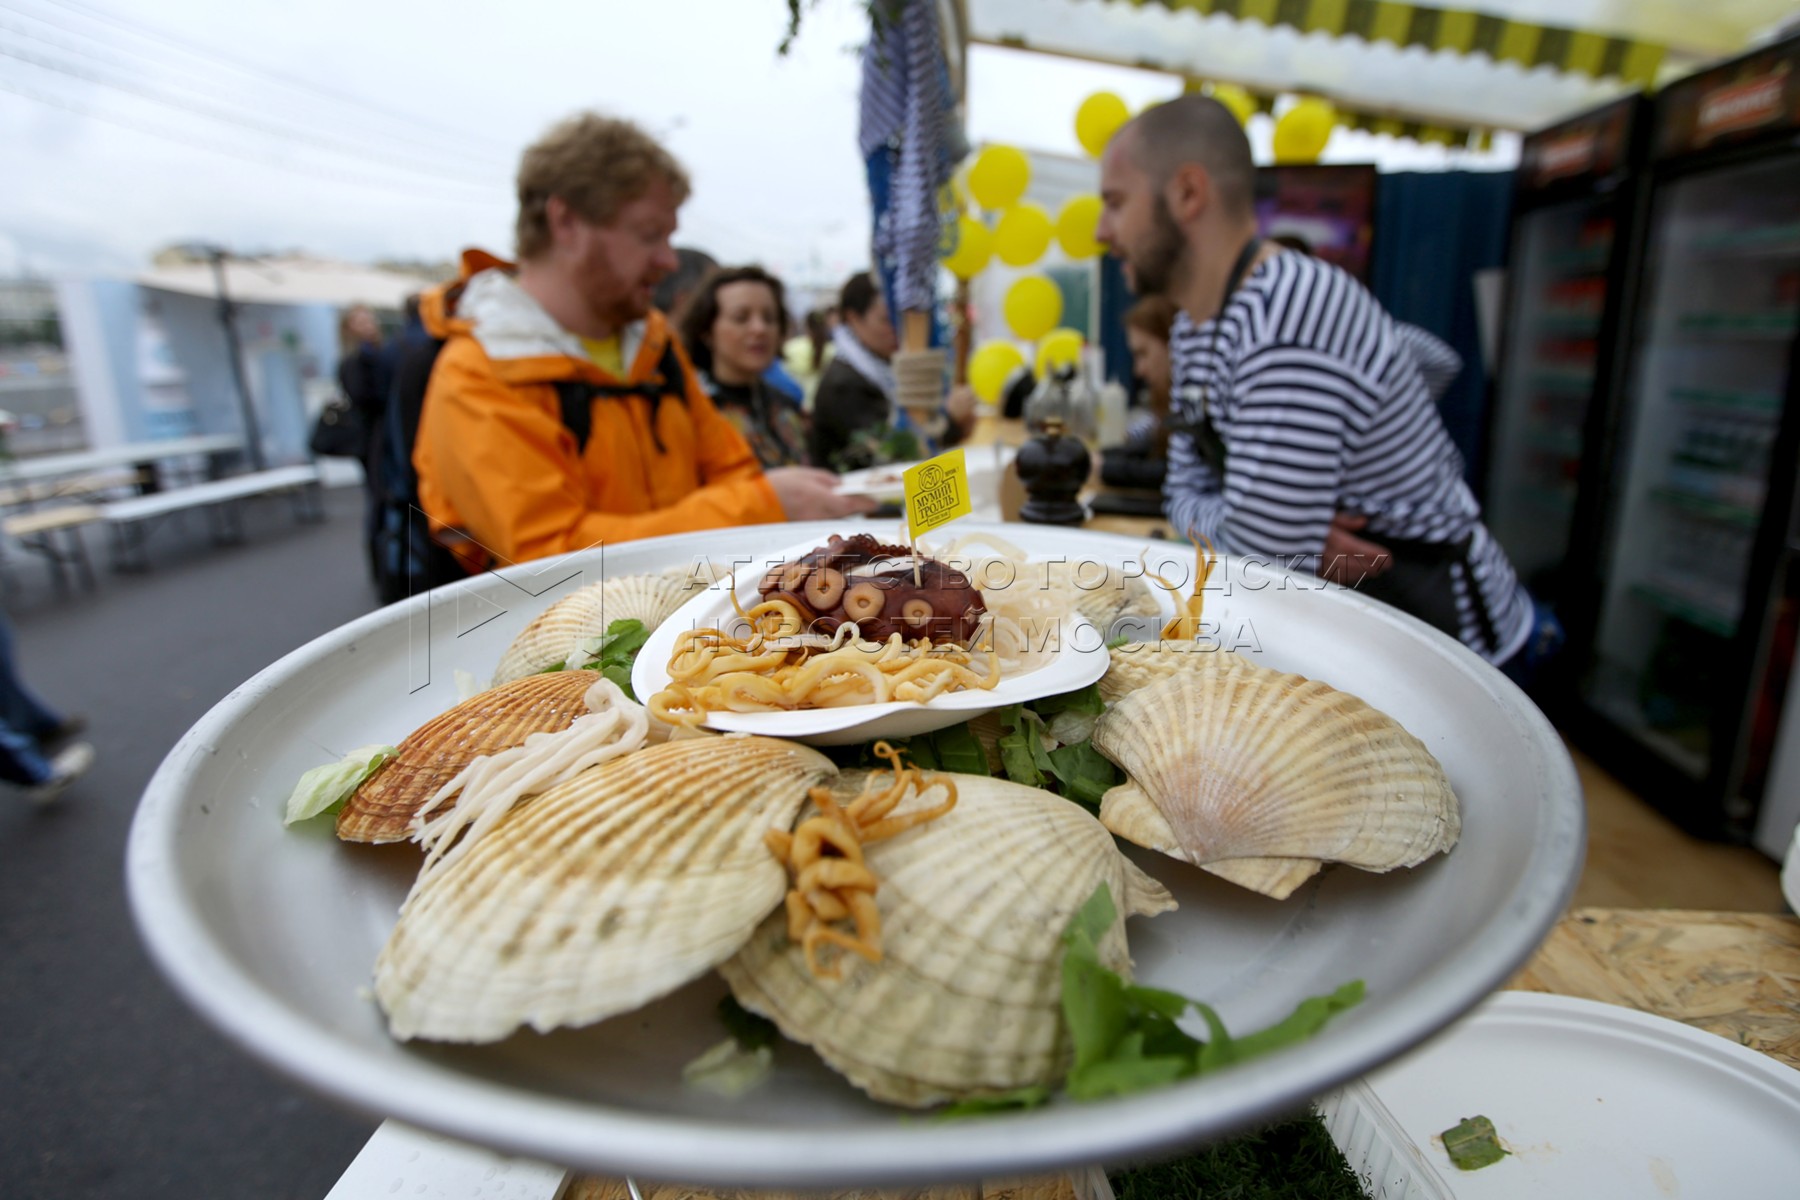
[335,671,601,844]
[1092,669,1457,895]
[1097,640,1257,704]
[720,772,1176,1108]
[492,568,712,684]
[1098,781,1322,900]
[375,735,836,1042]
[1070,567,1159,631]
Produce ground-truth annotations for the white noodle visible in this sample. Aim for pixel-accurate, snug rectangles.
[407,677,649,896]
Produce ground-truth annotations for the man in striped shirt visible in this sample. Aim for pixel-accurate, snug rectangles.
[1095,95,1534,668]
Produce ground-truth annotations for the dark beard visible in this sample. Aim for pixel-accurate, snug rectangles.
[1126,197,1187,296]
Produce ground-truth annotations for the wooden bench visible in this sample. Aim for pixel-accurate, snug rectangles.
[1,503,103,594]
[100,464,325,570]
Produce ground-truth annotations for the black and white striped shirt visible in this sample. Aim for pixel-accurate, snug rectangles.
[1166,251,1530,663]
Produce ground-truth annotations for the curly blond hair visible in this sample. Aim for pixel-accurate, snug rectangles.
[514,113,691,260]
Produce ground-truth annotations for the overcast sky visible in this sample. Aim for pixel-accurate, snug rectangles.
[0,0,1517,289]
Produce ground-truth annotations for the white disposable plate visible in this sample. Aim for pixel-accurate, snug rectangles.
[631,531,1108,743]
[125,520,1584,1190]
[1361,991,1800,1196]
[833,463,915,501]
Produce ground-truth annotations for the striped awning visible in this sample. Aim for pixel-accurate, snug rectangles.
[958,0,1800,134]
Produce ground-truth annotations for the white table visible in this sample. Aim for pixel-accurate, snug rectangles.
[0,434,242,485]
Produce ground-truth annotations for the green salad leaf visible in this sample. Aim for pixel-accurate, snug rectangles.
[997,704,1055,789]
[568,618,651,700]
[1060,884,1363,1101]
[1032,681,1107,717]
[282,744,396,825]
[1046,740,1120,812]
[936,1087,1051,1119]
[718,994,778,1052]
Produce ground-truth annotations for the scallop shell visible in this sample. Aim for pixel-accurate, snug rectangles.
[720,772,1176,1108]
[336,670,601,844]
[1098,781,1322,900]
[492,568,711,684]
[375,735,836,1042]
[1097,640,1257,704]
[1069,566,1160,631]
[1092,668,1457,894]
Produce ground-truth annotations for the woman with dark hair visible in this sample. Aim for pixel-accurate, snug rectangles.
[673,265,810,468]
[1100,294,1177,490]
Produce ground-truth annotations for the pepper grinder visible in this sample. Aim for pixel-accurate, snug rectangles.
[1016,415,1090,525]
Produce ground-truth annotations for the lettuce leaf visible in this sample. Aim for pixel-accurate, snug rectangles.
[568,618,651,700]
[1059,884,1363,1101]
[1046,740,1119,811]
[998,704,1056,789]
[282,744,396,825]
[936,1087,1051,1119]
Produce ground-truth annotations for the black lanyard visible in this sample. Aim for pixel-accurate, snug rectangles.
[1186,236,1262,474]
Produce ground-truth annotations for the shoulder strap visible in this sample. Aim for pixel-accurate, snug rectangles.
[554,340,691,455]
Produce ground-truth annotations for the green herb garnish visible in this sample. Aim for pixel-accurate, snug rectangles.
[997,704,1055,789]
[1045,740,1121,812]
[936,1087,1051,1119]
[718,994,778,1052]
[1442,1115,1508,1170]
[568,618,651,700]
[1031,681,1107,717]
[1061,885,1363,1100]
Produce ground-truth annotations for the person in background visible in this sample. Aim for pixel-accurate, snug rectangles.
[809,272,976,470]
[1269,232,1464,404]
[0,614,92,806]
[337,304,391,580]
[413,112,871,571]
[1097,94,1539,676]
[651,246,718,316]
[674,265,810,468]
[1100,293,1177,491]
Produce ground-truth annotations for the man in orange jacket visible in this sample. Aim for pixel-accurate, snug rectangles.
[415,112,872,569]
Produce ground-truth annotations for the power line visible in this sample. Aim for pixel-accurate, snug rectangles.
[0,41,502,189]
[0,74,504,205]
[20,0,515,159]
[0,12,510,179]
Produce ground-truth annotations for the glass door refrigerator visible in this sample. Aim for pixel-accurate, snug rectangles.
[1486,96,1648,614]
[1568,35,1800,841]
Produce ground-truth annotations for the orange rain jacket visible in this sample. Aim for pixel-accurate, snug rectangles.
[414,250,784,568]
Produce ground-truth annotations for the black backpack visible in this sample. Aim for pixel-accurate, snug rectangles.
[368,330,689,606]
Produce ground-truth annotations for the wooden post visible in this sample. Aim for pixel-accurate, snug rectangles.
[951,278,972,385]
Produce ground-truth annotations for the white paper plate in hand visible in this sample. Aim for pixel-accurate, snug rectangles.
[631,532,1108,744]
[832,463,916,502]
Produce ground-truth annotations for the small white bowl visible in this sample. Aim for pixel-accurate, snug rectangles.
[630,532,1108,745]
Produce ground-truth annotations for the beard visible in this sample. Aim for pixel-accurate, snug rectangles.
[1124,196,1187,297]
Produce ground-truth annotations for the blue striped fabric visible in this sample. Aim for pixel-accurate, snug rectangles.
[859,0,965,313]
[1166,251,1531,663]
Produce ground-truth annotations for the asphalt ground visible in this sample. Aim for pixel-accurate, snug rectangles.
[1,485,378,1199]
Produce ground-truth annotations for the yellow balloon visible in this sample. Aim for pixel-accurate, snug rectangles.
[1209,83,1257,127]
[1273,98,1336,163]
[967,340,1025,405]
[1074,91,1130,158]
[1055,194,1103,259]
[941,216,993,279]
[1035,328,1085,378]
[993,203,1053,267]
[1004,276,1063,342]
[968,144,1030,211]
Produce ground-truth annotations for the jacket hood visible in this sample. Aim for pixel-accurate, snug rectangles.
[432,248,661,382]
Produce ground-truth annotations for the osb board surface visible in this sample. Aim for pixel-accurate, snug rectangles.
[561,1177,1080,1200]
[1509,907,1800,1070]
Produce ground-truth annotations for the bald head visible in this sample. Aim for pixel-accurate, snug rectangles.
[1119,94,1256,220]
